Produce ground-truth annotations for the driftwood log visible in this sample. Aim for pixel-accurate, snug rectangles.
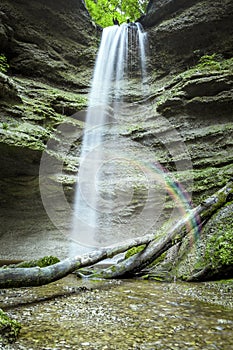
[0,180,232,288]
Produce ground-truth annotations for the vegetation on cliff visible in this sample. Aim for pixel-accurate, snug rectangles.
[84,0,148,27]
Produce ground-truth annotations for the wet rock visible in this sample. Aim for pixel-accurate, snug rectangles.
[153,64,233,199]
[0,20,8,50]
[157,70,233,117]
[0,72,22,103]
[0,143,42,177]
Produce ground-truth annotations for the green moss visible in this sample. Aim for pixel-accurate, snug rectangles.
[15,256,60,268]
[148,251,167,268]
[185,55,233,77]
[196,54,222,71]
[149,276,164,281]
[185,164,232,204]
[125,245,146,260]
[215,278,233,284]
[0,75,87,159]
[205,220,233,269]
[110,265,117,273]
[157,55,233,108]
[0,309,21,345]
[37,256,60,267]
[0,54,9,73]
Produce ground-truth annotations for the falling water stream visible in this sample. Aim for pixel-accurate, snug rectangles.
[70,23,150,254]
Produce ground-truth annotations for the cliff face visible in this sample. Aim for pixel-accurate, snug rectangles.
[137,0,233,280]
[0,0,97,85]
[142,0,233,75]
[0,0,98,259]
[0,0,98,176]
[0,0,232,274]
[136,0,233,199]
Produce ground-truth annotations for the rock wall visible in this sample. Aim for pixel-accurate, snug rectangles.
[142,0,233,75]
[0,0,98,85]
[137,0,233,280]
[0,0,98,259]
[0,0,232,270]
[132,0,233,200]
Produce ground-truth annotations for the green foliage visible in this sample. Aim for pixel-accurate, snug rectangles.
[0,54,9,73]
[0,309,21,345]
[85,0,148,27]
[205,223,233,268]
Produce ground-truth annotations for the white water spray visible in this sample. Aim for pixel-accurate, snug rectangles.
[70,23,149,255]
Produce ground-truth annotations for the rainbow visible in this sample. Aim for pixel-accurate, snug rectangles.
[149,161,202,244]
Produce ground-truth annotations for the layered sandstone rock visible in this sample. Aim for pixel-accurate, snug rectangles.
[0,0,232,274]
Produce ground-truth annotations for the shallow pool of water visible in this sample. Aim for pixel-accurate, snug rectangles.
[1,276,233,349]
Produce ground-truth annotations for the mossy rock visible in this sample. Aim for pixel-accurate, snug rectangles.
[174,201,233,281]
[0,309,21,345]
[204,202,233,276]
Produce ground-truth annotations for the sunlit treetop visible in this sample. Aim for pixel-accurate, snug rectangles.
[84,0,148,28]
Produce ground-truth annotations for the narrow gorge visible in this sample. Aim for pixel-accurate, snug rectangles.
[1,0,232,280]
[0,0,233,348]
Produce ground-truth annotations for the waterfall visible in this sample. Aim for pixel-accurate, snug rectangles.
[70,23,148,255]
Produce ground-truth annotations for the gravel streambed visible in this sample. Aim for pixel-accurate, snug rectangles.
[0,276,233,349]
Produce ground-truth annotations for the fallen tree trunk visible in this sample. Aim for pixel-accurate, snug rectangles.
[0,180,232,288]
[88,179,233,279]
[0,234,155,289]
